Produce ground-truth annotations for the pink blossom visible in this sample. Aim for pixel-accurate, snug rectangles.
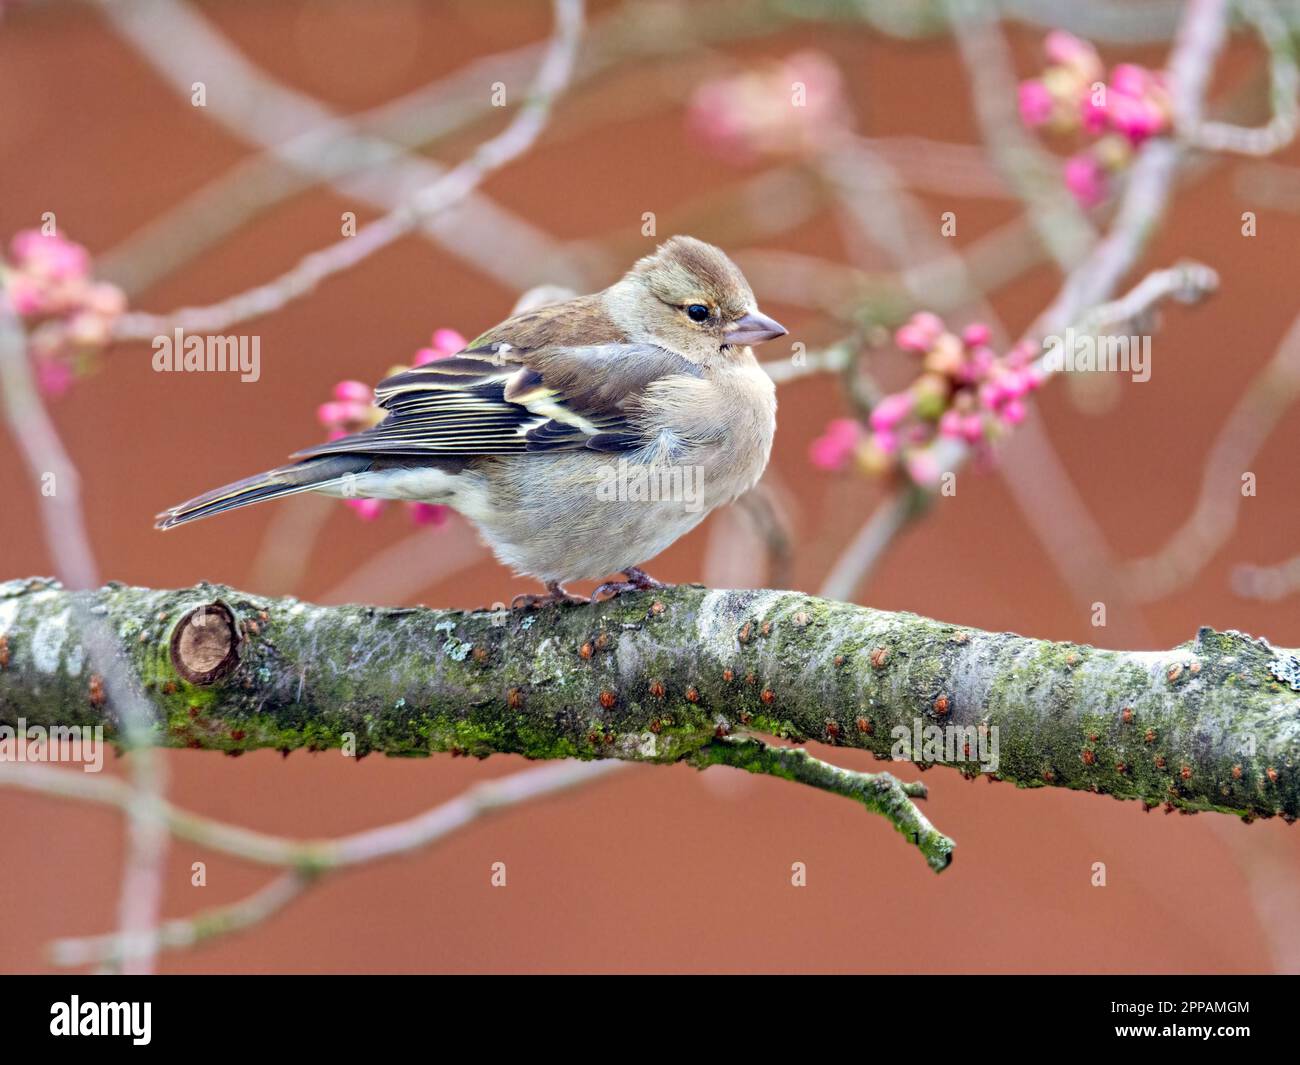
[317,388,378,436]
[412,327,467,367]
[1018,79,1054,128]
[870,429,899,456]
[1044,31,1101,80]
[332,379,371,403]
[5,230,126,399]
[10,230,89,281]
[1079,92,1108,135]
[35,357,74,398]
[431,328,466,354]
[938,409,964,439]
[344,498,384,521]
[688,51,849,163]
[809,417,862,471]
[961,322,991,348]
[1064,151,1108,207]
[5,274,45,315]
[1107,90,1166,144]
[869,391,914,432]
[1109,63,1150,98]
[999,399,1027,426]
[904,450,942,489]
[895,311,945,352]
[409,503,449,527]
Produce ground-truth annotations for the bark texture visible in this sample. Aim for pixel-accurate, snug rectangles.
[2,577,1297,827]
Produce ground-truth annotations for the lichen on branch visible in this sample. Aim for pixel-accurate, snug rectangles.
[2,577,1298,872]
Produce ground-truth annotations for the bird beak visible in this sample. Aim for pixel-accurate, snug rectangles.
[725,311,788,347]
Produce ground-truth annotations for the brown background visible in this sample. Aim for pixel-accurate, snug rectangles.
[1,1,1297,973]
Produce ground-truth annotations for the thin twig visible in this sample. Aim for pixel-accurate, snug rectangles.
[111,0,585,340]
[42,760,627,967]
[1181,0,1299,156]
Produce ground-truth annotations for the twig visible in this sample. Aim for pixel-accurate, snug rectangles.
[40,760,626,967]
[1181,0,1299,156]
[0,303,168,972]
[1124,307,1300,601]
[690,736,950,872]
[111,0,585,340]
[0,302,99,590]
[945,0,1097,270]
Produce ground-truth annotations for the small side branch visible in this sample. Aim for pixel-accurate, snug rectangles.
[691,736,953,872]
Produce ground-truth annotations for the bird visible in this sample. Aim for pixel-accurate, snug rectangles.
[156,236,787,607]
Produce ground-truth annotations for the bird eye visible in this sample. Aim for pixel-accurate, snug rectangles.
[686,304,710,323]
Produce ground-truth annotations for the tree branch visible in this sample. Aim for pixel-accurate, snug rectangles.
[4,579,1299,865]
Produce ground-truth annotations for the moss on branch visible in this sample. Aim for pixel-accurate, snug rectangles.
[2,577,1298,870]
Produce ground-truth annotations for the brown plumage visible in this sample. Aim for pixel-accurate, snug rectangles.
[157,236,787,605]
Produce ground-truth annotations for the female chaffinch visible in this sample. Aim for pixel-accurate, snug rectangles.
[157,236,787,606]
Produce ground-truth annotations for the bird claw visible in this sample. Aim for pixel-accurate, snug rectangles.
[624,567,664,589]
[511,583,586,610]
[591,568,670,601]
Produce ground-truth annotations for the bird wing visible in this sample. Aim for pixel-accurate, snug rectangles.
[292,297,701,460]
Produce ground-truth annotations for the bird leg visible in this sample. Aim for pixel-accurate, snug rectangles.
[511,581,587,610]
[591,567,669,601]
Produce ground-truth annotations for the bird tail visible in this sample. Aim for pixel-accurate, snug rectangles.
[155,455,369,530]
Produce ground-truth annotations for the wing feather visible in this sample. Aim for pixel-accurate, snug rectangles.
[292,298,701,461]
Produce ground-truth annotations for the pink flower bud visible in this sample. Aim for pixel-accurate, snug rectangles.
[1005,341,1036,368]
[1000,399,1026,425]
[1109,93,1166,144]
[999,369,1030,399]
[85,281,126,317]
[431,328,467,355]
[871,429,899,456]
[5,274,45,315]
[1044,31,1096,72]
[409,502,449,527]
[344,498,384,521]
[808,417,862,470]
[911,311,945,337]
[35,357,74,399]
[332,379,372,403]
[16,232,89,281]
[66,310,109,346]
[961,323,991,349]
[961,413,985,444]
[315,403,348,426]
[905,450,942,489]
[939,409,964,439]
[1064,152,1108,207]
[1079,93,1108,135]
[1018,79,1054,128]
[869,391,914,432]
[1109,64,1150,98]
[894,323,929,353]
[970,346,996,375]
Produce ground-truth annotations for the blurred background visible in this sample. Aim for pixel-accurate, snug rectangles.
[2,0,1299,973]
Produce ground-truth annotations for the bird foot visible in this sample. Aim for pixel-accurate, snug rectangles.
[511,582,587,610]
[591,568,669,601]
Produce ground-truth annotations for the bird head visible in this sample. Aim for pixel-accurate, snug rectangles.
[611,235,787,363]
